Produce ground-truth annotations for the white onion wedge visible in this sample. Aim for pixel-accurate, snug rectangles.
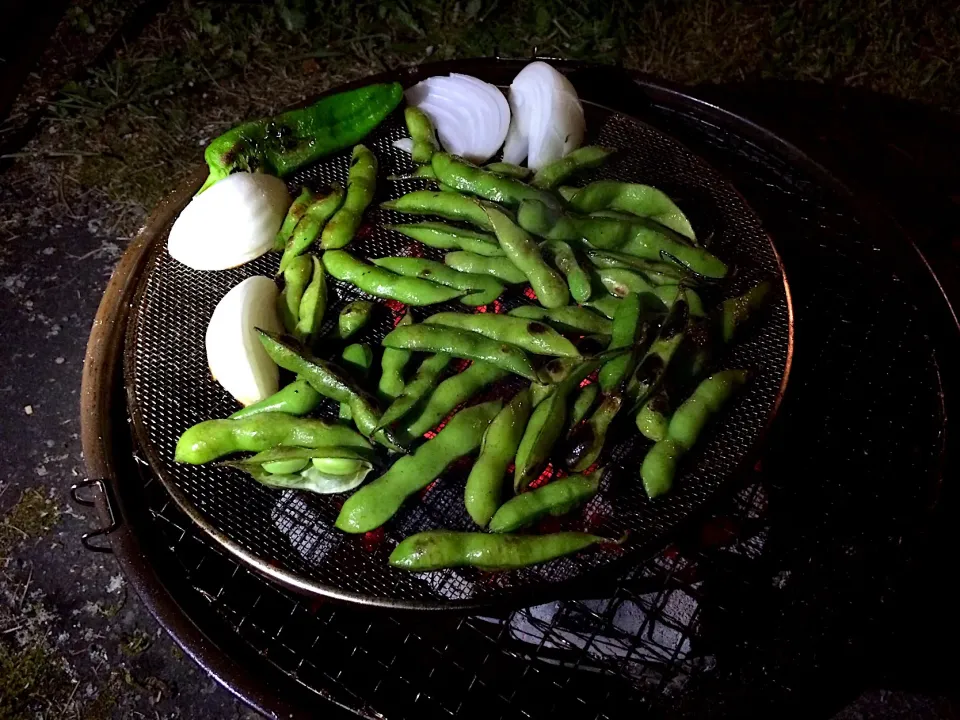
[405,74,509,163]
[504,62,586,170]
[168,172,290,271]
[206,276,282,406]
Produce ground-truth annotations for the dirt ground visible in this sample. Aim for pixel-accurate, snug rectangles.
[0,1,957,718]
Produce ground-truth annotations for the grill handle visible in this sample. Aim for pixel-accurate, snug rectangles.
[70,478,118,553]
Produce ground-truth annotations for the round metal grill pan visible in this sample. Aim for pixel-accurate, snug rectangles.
[123,73,791,608]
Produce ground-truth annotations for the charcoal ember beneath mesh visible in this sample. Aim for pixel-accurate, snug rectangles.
[126,98,790,607]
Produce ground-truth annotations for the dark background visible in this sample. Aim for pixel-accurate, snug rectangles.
[0,1,957,718]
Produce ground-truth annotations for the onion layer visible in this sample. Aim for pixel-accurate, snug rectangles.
[206,276,282,406]
[168,172,290,271]
[503,62,585,170]
[404,74,510,164]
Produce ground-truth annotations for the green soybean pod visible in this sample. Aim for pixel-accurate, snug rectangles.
[444,251,528,284]
[484,206,569,308]
[531,146,616,189]
[372,257,504,306]
[514,360,597,491]
[275,187,317,250]
[389,530,608,571]
[175,413,371,465]
[508,305,613,335]
[321,144,377,250]
[566,179,696,240]
[566,391,623,472]
[336,401,502,533]
[431,152,557,209]
[635,391,670,442]
[569,382,599,427]
[542,239,592,304]
[488,469,602,533]
[381,324,538,381]
[338,300,375,339]
[230,377,322,419]
[399,361,509,442]
[378,310,414,401]
[464,388,533,528]
[598,293,644,392]
[484,162,532,180]
[404,106,438,164]
[378,352,452,430]
[423,312,580,358]
[294,256,328,342]
[381,190,496,231]
[386,222,504,257]
[278,254,314,333]
[278,184,344,273]
[640,369,748,498]
[323,250,465,305]
[338,343,374,421]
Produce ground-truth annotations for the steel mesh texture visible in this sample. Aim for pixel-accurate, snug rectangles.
[121,82,948,719]
[125,103,790,606]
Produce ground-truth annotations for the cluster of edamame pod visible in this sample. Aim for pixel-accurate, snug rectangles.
[176,107,771,573]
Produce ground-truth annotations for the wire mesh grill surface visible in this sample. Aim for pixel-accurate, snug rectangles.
[117,72,949,719]
[125,98,789,606]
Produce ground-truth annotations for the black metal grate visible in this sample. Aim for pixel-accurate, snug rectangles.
[125,97,790,607]
[119,74,949,719]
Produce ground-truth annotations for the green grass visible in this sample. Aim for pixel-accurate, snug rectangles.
[8,0,959,236]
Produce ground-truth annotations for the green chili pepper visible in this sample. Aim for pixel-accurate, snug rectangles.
[484,162,532,180]
[377,352,452,430]
[278,254,314,333]
[257,330,404,452]
[278,184,345,273]
[541,239,592,304]
[378,310,414,401]
[531,146,616,190]
[641,370,749,497]
[635,389,671,441]
[431,153,559,210]
[320,144,377,250]
[382,324,538,381]
[598,293,646,392]
[424,311,580,358]
[199,82,402,193]
[389,530,609,571]
[399,361,508,443]
[275,187,316,251]
[338,343,374,421]
[337,300,375,339]
[516,199,726,278]
[584,249,689,286]
[294,256,327,343]
[509,305,612,335]
[465,389,533,527]
[229,377,321,419]
[322,249,465,305]
[336,401,502,533]
[175,412,370,465]
[489,469,601,533]
[404,107,438,164]
[444,251,528,284]
[566,391,623,472]
[386,222,503,256]
[381,191,496,231]
[565,180,696,240]
[372,257,504,306]
[514,360,598,491]
[484,206,569,309]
